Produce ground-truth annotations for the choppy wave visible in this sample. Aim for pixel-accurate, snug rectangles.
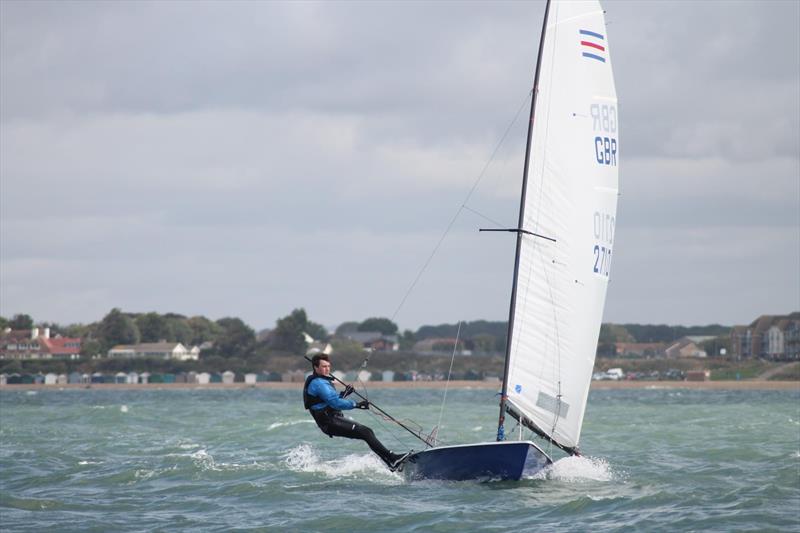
[529,455,615,482]
[1,386,797,532]
[283,443,400,483]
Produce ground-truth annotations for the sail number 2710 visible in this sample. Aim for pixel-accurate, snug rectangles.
[593,211,615,277]
[591,104,617,166]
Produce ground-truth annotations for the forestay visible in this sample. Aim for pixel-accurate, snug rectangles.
[504,0,618,450]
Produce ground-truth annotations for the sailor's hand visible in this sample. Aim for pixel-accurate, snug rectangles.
[355,400,370,410]
[340,384,355,398]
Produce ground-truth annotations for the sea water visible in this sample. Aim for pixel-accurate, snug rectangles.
[1,386,798,532]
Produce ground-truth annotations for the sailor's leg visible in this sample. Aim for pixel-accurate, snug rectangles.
[323,415,393,462]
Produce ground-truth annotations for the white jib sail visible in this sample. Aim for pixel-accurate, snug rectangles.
[505,0,618,450]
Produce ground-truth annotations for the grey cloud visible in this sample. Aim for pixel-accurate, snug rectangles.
[1,0,798,329]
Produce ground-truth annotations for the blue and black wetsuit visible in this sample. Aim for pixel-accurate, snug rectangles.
[303,373,396,465]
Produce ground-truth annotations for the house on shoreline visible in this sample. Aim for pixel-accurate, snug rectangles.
[107,342,200,361]
[0,327,82,361]
[731,313,800,360]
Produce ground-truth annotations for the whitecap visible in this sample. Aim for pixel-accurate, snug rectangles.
[267,420,314,431]
[78,460,103,465]
[120,405,129,413]
[25,391,37,396]
[187,448,261,471]
[472,426,483,432]
[283,443,400,481]
[528,455,614,482]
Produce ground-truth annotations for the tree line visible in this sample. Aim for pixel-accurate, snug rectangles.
[2,311,733,357]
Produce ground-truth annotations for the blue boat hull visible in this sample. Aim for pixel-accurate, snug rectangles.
[402,440,552,481]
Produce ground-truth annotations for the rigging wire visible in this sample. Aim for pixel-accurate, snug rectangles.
[432,320,462,446]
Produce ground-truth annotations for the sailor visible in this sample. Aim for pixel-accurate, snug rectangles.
[303,353,410,470]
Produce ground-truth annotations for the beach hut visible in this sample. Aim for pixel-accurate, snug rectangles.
[281,370,305,383]
[221,371,235,384]
[115,372,127,384]
[8,373,22,384]
[91,372,104,384]
[127,372,139,384]
[357,370,372,382]
[210,373,222,383]
[245,373,257,385]
[0,374,6,386]
[44,373,58,385]
[382,370,395,382]
[186,371,198,384]
[34,374,45,385]
[68,372,84,384]
[162,373,175,384]
[57,374,68,385]
[332,370,346,381]
[174,372,188,383]
[196,372,210,385]
[149,373,164,383]
[139,372,151,384]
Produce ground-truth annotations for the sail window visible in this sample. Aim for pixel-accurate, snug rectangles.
[536,392,570,418]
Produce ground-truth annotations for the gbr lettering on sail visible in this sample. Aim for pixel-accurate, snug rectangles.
[591,102,616,278]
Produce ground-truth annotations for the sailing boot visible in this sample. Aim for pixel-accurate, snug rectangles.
[386,450,413,471]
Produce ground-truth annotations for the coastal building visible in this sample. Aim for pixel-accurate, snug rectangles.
[107,342,200,361]
[730,313,800,360]
[196,372,210,385]
[245,373,257,385]
[222,371,235,384]
[614,342,666,357]
[0,327,82,360]
[665,337,714,358]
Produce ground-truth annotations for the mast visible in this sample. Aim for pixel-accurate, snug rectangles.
[496,0,552,442]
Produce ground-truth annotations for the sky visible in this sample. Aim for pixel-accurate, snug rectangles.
[1,0,798,333]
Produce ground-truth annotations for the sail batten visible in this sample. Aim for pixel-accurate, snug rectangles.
[503,0,618,451]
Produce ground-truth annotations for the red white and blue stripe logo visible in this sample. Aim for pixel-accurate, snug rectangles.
[579,29,606,63]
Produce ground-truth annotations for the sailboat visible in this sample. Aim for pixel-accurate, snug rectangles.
[402,0,619,481]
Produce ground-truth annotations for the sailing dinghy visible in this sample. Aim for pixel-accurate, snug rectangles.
[403,0,619,481]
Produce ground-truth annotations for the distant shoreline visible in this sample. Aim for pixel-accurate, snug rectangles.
[1,380,797,391]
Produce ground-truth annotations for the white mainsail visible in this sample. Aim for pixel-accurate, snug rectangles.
[504,0,618,450]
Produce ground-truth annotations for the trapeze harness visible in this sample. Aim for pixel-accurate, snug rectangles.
[303,373,341,436]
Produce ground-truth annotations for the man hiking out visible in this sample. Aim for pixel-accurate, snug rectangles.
[303,354,411,470]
